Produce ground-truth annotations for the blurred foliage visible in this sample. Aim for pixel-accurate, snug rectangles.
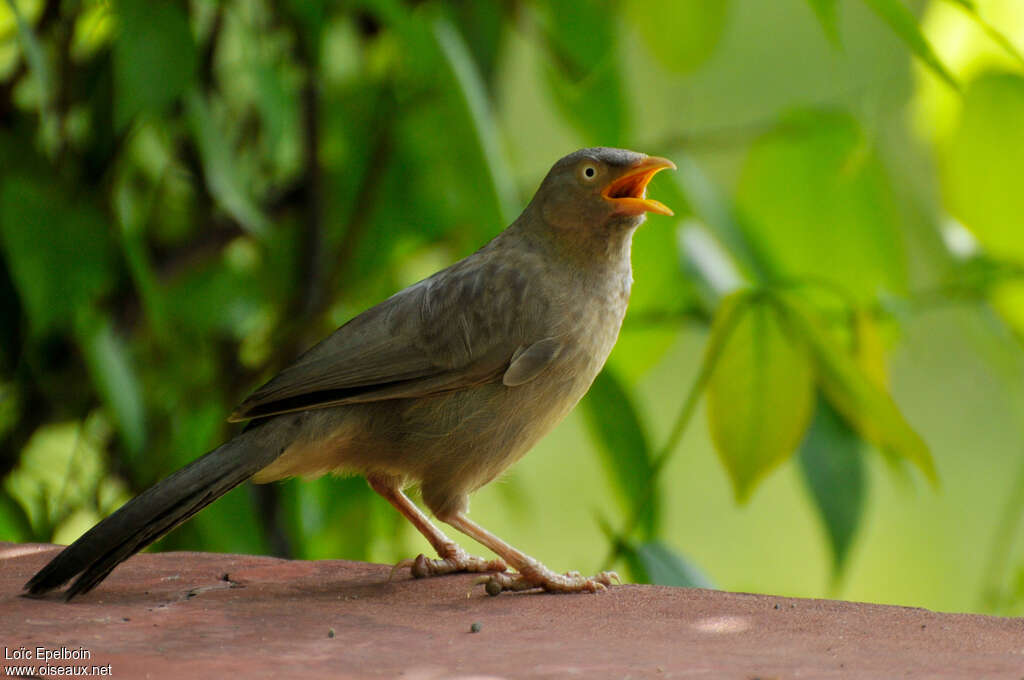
[1,0,1024,613]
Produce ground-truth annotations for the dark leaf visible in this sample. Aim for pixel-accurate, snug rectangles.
[0,487,36,542]
[432,18,517,227]
[798,395,866,577]
[74,310,146,456]
[0,176,114,335]
[581,369,658,537]
[536,0,627,144]
[114,0,197,127]
[626,540,714,588]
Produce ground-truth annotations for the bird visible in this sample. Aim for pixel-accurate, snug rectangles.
[25,146,675,599]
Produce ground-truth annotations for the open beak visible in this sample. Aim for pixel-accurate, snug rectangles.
[602,156,676,216]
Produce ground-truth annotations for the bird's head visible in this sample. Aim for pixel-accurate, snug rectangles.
[532,147,676,233]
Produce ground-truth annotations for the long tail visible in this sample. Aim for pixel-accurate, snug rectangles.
[24,421,285,600]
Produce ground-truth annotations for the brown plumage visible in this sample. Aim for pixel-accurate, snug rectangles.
[25,147,675,599]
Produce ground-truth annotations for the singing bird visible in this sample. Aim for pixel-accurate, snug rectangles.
[26,147,675,599]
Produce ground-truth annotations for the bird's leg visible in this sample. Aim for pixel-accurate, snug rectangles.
[367,476,508,579]
[443,512,619,594]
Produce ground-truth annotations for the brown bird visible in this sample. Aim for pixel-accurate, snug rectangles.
[25,147,675,599]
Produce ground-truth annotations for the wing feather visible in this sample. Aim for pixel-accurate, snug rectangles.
[230,254,538,421]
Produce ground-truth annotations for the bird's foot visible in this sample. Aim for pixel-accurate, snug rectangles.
[391,544,507,581]
[477,564,620,595]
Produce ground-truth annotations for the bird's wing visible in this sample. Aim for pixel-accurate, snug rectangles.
[230,256,546,421]
[502,337,563,387]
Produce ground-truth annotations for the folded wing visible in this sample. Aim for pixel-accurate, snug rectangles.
[230,258,541,421]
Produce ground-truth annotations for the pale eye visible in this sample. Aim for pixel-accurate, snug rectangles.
[580,164,598,181]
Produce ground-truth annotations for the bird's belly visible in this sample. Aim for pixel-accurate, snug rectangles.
[378,370,591,490]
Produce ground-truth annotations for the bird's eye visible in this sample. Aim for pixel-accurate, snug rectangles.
[580,164,598,182]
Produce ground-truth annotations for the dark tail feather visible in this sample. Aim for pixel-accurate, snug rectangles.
[24,422,284,600]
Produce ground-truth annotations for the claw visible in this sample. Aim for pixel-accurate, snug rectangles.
[389,558,417,582]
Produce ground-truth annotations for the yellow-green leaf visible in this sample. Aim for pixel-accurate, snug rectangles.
[775,294,938,484]
[946,72,1024,263]
[945,72,1024,336]
[854,311,889,390]
[707,293,815,502]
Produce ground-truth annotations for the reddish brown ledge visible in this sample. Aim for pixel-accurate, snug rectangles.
[1,542,1021,678]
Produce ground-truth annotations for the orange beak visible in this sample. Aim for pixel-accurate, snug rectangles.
[601,156,676,216]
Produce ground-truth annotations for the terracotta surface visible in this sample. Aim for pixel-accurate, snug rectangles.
[2,542,1022,678]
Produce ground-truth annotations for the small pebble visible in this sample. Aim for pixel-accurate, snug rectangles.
[485,580,502,597]
[470,622,482,634]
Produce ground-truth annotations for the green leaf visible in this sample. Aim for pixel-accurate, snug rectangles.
[736,110,907,303]
[185,91,271,238]
[114,0,197,127]
[446,2,506,88]
[707,293,816,502]
[625,540,714,588]
[0,487,36,541]
[581,369,658,537]
[164,484,269,556]
[284,477,379,561]
[775,294,938,484]
[432,18,517,227]
[804,0,841,46]
[798,395,866,577]
[860,0,959,90]
[0,176,114,335]
[535,0,627,144]
[74,311,146,456]
[624,0,730,73]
